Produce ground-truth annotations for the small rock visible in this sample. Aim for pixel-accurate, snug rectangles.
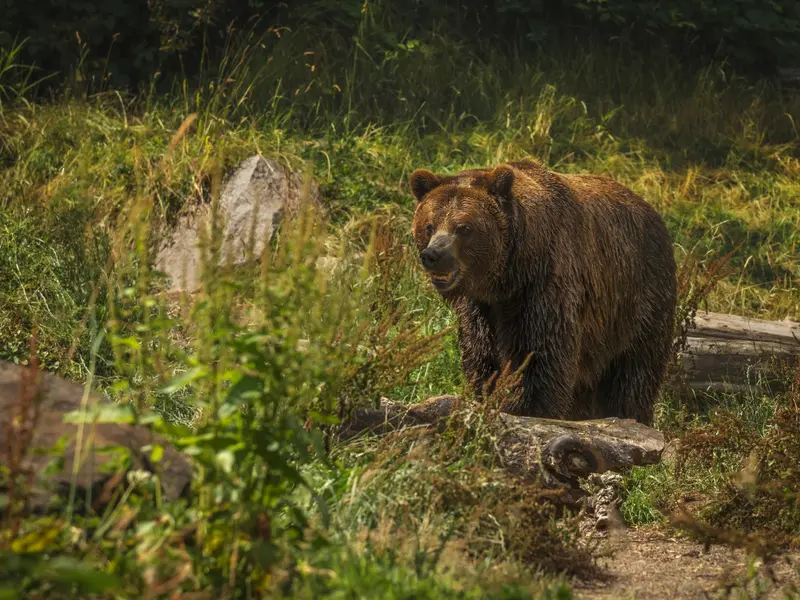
[155,155,321,292]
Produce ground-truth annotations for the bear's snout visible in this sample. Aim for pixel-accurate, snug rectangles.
[420,246,442,270]
[420,243,458,273]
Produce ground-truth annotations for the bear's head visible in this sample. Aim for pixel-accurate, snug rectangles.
[409,165,516,297]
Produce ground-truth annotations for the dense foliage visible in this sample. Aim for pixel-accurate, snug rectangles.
[2,0,798,91]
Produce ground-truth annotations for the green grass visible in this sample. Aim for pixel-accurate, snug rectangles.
[3,86,799,376]
[1,15,800,598]
[619,464,671,526]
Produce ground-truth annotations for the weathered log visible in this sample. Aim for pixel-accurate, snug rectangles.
[682,311,800,394]
[338,395,665,496]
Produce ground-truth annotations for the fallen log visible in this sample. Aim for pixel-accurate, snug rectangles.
[682,311,800,394]
[338,395,665,499]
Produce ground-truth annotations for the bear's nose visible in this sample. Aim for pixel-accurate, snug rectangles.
[420,247,441,270]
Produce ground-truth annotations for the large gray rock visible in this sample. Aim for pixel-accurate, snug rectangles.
[0,360,191,514]
[155,155,320,292]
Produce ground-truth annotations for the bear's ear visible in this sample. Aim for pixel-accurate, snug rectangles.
[487,165,515,200]
[409,169,442,202]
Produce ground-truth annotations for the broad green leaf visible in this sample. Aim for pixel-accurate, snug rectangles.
[63,402,136,424]
[35,556,121,592]
[110,335,141,350]
[216,449,235,474]
[109,380,129,393]
[150,444,164,463]
[225,374,264,403]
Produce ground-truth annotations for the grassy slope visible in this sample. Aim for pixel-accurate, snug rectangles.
[1,16,800,598]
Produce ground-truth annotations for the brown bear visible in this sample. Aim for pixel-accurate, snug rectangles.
[409,159,677,425]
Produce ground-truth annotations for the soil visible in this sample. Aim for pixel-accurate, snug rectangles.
[573,528,800,600]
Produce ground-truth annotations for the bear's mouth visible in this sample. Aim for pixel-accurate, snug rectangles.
[430,269,459,292]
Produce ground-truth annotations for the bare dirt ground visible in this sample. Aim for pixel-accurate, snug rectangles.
[573,528,800,600]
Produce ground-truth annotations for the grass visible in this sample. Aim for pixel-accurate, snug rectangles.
[1,9,800,597]
[3,87,799,377]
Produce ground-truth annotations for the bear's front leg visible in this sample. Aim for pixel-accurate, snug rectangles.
[454,298,498,397]
[495,301,579,419]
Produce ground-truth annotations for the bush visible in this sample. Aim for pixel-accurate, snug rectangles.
[0,170,449,596]
[0,0,276,89]
[2,0,798,95]
[498,0,800,70]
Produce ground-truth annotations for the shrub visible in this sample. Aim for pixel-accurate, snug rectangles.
[2,0,798,95]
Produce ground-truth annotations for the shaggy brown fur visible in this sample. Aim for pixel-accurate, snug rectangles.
[409,159,677,424]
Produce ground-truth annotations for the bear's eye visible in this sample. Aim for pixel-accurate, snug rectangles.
[455,224,471,236]
[425,224,434,237]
